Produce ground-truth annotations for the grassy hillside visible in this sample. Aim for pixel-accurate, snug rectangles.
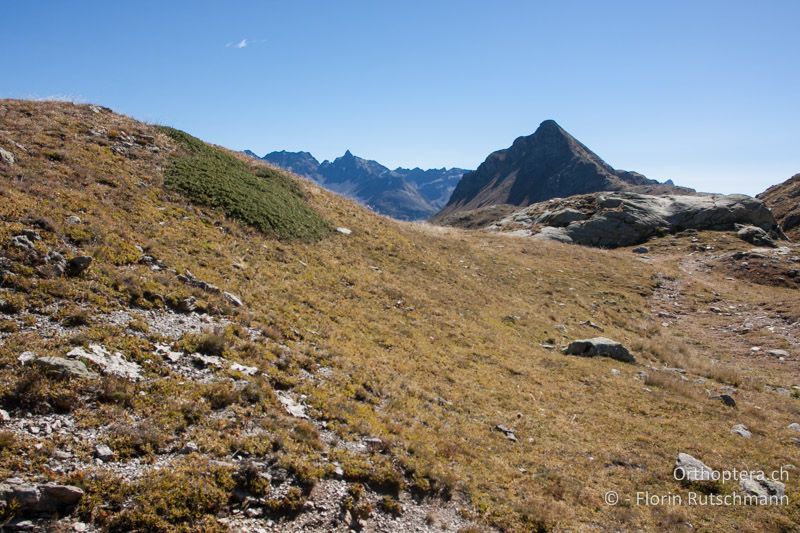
[0,100,798,531]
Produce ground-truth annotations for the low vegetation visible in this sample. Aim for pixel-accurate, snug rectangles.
[158,126,330,241]
[0,100,797,531]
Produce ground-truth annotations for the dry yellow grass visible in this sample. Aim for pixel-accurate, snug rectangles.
[0,100,798,531]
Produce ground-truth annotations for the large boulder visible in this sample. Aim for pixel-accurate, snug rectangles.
[493,192,781,248]
[563,337,635,363]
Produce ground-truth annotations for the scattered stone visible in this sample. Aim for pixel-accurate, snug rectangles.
[67,344,142,380]
[10,234,36,251]
[180,441,199,454]
[223,291,243,307]
[0,147,14,165]
[788,423,800,432]
[563,337,635,363]
[632,246,649,254]
[610,368,621,376]
[174,296,197,314]
[739,476,785,500]
[717,394,736,408]
[731,424,752,438]
[18,351,36,364]
[42,251,67,277]
[0,479,83,516]
[767,349,790,358]
[277,391,308,419]
[495,424,518,442]
[579,320,604,331]
[93,444,114,461]
[32,357,98,380]
[230,362,258,376]
[336,227,352,235]
[154,343,183,363]
[674,453,715,482]
[66,215,82,225]
[191,353,224,368]
[179,270,220,293]
[66,256,92,277]
[0,409,10,423]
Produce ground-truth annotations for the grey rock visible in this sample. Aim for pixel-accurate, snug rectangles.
[767,349,790,358]
[32,357,98,380]
[736,224,776,247]
[0,479,83,515]
[788,423,800,432]
[563,337,635,363]
[67,344,142,381]
[502,192,779,248]
[495,424,518,442]
[0,409,10,423]
[536,208,586,227]
[739,476,785,500]
[174,296,197,313]
[0,147,14,165]
[277,391,308,419]
[66,215,82,225]
[532,225,572,243]
[180,441,199,454]
[336,227,352,235]
[632,246,649,254]
[223,291,243,307]
[94,444,114,461]
[44,251,67,277]
[66,256,92,277]
[674,453,715,482]
[10,235,35,251]
[731,424,752,438]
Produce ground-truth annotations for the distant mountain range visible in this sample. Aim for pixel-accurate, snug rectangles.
[244,149,468,221]
[434,120,691,222]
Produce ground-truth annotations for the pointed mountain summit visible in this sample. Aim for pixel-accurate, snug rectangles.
[435,120,688,220]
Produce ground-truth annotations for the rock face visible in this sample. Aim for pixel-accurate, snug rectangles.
[489,192,781,248]
[255,150,469,221]
[563,337,635,363]
[757,173,800,239]
[0,478,84,516]
[435,120,690,221]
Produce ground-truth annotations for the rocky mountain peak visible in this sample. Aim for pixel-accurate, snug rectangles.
[434,121,690,221]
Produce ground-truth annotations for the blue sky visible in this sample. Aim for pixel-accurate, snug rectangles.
[2,0,798,195]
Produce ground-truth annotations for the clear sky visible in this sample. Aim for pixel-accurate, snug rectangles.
[2,0,798,195]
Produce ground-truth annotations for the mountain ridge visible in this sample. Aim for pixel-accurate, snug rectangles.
[434,120,692,221]
[247,149,469,221]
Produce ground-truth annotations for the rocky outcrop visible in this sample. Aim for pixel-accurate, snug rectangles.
[490,192,781,248]
[757,173,800,239]
[435,120,691,221]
